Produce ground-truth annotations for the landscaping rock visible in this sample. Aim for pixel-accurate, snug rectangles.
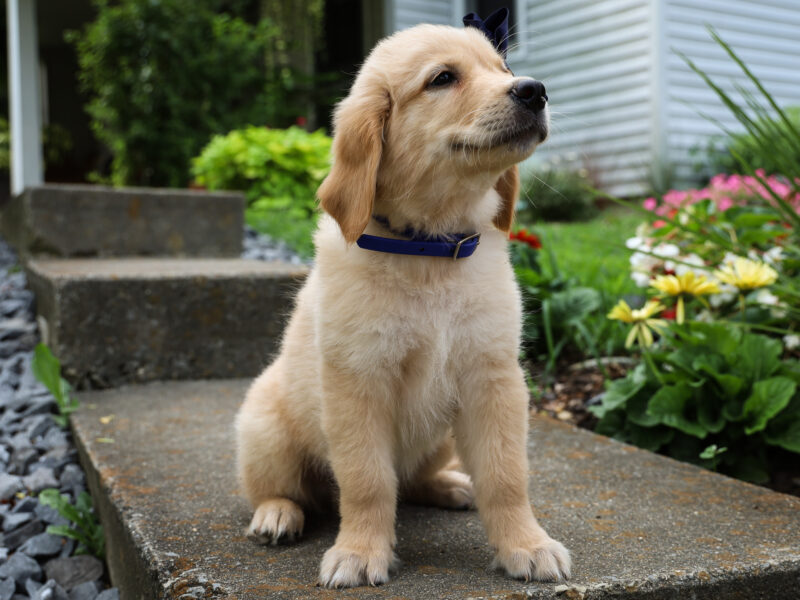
[9,447,38,475]
[32,579,69,600]
[44,557,103,591]
[66,581,99,600]
[58,465,84,490]
[2,519,45,551]
[2,512,32,531]
[0,473,23,501]
[0,553,42,586]
[19,533,64,558]
[34,504,68,527]
[23,468,59,494]
[94,590,118,600]
[0,578,14,600]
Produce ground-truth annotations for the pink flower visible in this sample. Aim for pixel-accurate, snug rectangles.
[652,219,667,228]
[717,196,734,211]
[643,197,657,211]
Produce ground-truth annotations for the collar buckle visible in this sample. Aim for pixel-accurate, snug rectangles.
[453,233,481,261]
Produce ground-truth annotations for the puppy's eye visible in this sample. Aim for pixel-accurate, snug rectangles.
[503,61,514,75]
[429,71,456,88]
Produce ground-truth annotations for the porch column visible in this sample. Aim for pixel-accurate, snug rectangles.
[6,0,43,196]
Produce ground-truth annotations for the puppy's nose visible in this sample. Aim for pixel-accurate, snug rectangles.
[510,78,548,112]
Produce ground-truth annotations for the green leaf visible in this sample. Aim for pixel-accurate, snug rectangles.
[32,343,64,404]
[628,423,674,451]
[699,444,727,460]
[734,333,783,384]
[626,392,661,427]
[764,396,800,453]
[697,394,726,434]
[647,383,708,438]
[694,360,745,398]
[596,369,647,414]
[765,419,800,453]
[743,377,797,434]
[46,524,83,541]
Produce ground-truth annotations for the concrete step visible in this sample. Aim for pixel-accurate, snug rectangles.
[1,184,244,259]
[26,259,308,388]
[72,379,800,599]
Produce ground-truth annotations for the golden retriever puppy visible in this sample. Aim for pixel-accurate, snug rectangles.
[235,23,571,588]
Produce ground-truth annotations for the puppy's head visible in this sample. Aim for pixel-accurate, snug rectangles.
[318,25,548,242]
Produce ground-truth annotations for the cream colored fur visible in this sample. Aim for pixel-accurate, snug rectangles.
[235,23,571,588]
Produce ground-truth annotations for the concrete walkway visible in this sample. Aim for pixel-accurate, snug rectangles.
[72,379,800,599]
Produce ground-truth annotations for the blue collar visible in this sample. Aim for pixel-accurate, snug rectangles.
[356,216,481,260]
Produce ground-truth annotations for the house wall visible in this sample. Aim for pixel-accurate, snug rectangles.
[509,0,655,197]
[388,0,453,31]
[385,0,800,196]
[663,0,800,185]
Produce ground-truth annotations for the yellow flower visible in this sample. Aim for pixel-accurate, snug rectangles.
[649,272,720,324]
[713,257,778,290]
[607,299,667,348]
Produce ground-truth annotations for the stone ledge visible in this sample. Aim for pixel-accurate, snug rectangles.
[26,259,308,388]
[71,379,800,599]
[0,184,244,259]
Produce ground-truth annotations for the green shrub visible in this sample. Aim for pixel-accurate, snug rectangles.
[517,168,598,222]
[700,107,800,178]
[590,322,800,483]
[192,126,331,257]
[68,0,282,187]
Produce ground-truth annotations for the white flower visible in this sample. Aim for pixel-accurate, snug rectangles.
[625,236,646,250]
[632,271,653,288]
[764,246,784,266]
[709,283,738,308]
[721,252,740,267]
[675,253,706,278]
[755,289,780,306]
[653,243,680,258]
[784,334,800,351]
[695,310,714,323]
[756,289,787,318]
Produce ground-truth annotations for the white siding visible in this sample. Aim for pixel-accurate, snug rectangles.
[390,0,454,31]
[663,0,800,185]
[510,0,655,197]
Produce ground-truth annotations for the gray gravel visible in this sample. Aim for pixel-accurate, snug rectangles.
[242,225,307,264]
[0,237,117,599]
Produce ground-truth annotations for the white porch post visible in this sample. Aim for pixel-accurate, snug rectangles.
[7,0,43,196]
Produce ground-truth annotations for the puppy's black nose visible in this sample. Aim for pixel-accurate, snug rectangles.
[510,78,548,112]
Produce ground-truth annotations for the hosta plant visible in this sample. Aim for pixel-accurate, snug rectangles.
[591,321,800,483]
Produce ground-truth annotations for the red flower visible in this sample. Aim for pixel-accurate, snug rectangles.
[662,307,677,320]
[652,219,667,228]
[296,116,307,126]
[509,229,542,249]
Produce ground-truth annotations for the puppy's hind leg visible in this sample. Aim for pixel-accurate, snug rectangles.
[235,366,306,545]
[403,435,475,510]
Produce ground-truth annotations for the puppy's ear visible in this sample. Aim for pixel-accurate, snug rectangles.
[318,75,391,243]
[493,165,519,233]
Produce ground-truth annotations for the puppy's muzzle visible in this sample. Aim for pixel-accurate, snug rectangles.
[510,78,548,113]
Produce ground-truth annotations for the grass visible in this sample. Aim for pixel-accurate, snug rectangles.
[531,208,641,292]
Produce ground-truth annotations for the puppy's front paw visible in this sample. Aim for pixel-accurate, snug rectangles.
[246,498,304,545]
[318,543,397,588]
[493,538,571,582]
